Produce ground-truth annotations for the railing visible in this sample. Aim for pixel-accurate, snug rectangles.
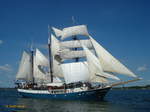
[48,87,88,94]
[48,89,66,94]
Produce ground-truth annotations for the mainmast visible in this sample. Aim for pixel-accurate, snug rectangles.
[48,25,53,83]
[72,16,79,62]
[72,36,79,62]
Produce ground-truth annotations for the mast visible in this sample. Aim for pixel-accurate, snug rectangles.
[48,25,53,83]
[72,36,79,62]
[30,46,34,83]
[72,16,79,62]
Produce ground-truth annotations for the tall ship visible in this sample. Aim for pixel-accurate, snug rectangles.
[15,24,141,100]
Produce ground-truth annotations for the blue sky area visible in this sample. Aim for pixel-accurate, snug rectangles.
[0,0,150,87]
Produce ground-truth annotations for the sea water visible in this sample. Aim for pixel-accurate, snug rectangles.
[0,89,150,112]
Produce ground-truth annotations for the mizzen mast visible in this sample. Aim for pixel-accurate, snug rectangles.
[30,45,35,83]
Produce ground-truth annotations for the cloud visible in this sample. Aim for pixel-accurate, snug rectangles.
[0,40,3,45]
[0,64,13,72]
[137,64,148,72]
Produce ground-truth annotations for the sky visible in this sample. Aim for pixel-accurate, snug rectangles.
[0,0,150,87]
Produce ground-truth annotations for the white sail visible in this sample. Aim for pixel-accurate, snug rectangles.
[60,50,86,59]
[91,77,109,83]
[16,51,32,82]
[52,59,63,78]
[89,36,137,77]
[53,76,62,83]
[61,62,90,84]
[51,34,60,55]
[96,72,120,80]
[52,25,89,40]
[83,46,120,81]
[52,27,62,37]
[60,39,92,49]
[59,48,95,60]
[51,34,63,77]
[35,49,49,67]
[61,25,89,40]
[33,49,49,83]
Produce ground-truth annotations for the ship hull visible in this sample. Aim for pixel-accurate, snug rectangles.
[17,87,111,101]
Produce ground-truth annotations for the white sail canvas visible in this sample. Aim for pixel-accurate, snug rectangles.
[16,51,32,82]
[91,77,109,83]
[52,27,62,37]
[60,39,92,49]
[34,50,48,83]
[61,62,90,84]
[83,46,120,81]
[35,49,49,67]
[90,36,137,78]
[51,34,63,78]
[52,25,89,40]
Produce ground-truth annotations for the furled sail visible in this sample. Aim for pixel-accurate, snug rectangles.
[16,51,32,82]
[83,45,120,81]
[89,36,137,77]
[60,39,92,49]
[61,62,90,84]
[51,34,63,77]
[52,25,89,40]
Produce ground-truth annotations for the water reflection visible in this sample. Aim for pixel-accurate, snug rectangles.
[16,98,128,112]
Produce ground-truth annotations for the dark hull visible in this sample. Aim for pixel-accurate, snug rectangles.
[18,87,111,101]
